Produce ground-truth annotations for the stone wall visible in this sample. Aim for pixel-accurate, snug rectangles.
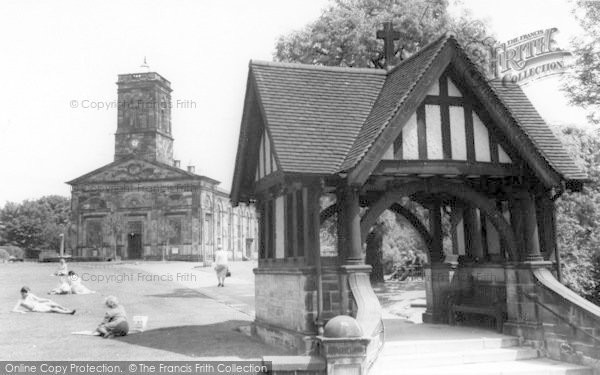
[254,267,343,354]
[504,264,600,372]
[70,182,257,261]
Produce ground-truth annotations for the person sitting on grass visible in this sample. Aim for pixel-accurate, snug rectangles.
[48,258,71,294]
[48,277,71,295]
[53,258,68,276]
[67,271,95,294]
[96,296,129,338]
[12,286,76,314]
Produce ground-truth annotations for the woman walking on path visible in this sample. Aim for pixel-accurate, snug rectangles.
[214,246,229,287]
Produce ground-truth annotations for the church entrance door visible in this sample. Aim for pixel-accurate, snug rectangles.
[127,221,143,259]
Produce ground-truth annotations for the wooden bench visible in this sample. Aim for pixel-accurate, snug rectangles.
[448,279,506,332]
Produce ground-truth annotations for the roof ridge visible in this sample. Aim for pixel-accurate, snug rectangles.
[386,33,452,75]
[250,60,387,75]
[340,33,452,171]
[446,39,585,179]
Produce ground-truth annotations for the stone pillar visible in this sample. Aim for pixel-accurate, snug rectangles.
[503,262,552,340]
[318,316,370,375]
[423,262,456,324]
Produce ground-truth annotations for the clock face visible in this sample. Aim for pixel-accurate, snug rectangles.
[130,139,140,148]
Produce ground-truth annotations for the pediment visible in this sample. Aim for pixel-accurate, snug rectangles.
[68,157,196,185]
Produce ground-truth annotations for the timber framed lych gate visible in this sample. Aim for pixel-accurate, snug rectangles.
[231,32,599,371]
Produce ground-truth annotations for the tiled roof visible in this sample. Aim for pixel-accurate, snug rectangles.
[488,81,588,180]
[247,35,585,183]
[341,35,450,170]
[251,61,386,174]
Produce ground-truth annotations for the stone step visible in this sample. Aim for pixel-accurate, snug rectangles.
[378,347,539,368]
[382,336,519,354]
[374,358,592,375]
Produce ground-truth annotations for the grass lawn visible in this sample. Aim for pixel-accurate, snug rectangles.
[0,262,290,360]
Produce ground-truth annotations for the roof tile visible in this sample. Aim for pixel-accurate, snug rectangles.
[247,36,585,182]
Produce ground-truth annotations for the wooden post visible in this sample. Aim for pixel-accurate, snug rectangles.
[306,185,324,334]
[536,193,556,258]
[342,186,363,265]
[463,206,483,260]
[508,195,524,260]
[522,192,542,261]
[430,201,444,263]
[336,188,348,263]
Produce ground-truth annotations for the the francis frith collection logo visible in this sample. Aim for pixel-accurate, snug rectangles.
[489,28,572,85]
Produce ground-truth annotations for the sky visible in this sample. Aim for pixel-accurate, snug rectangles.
[0,0,590,206]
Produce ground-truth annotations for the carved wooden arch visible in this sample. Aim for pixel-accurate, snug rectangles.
[388,203,433,258]
[320,202,433,260]
[320,203,340,224]
[360,179,518,261]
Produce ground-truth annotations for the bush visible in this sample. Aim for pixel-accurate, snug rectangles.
[0,245,25,259]
[0,249,9,261]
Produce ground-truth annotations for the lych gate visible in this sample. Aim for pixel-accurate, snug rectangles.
[232,33,600,373]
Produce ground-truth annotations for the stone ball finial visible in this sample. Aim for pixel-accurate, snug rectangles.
[323,315,363,338]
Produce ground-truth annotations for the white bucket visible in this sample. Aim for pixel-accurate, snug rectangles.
[131,315,148,332]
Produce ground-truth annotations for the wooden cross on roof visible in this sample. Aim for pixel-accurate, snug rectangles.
[376,22,401,67]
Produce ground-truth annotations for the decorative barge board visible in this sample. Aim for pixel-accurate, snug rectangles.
[231,32,588,367]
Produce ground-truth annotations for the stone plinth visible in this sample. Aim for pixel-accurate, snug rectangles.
[503,261,551,341]
[423,263,456,324]
[254,266,343,354]
[318,316,369,375]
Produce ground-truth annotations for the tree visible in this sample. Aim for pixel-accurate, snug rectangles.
[294,1,493,276]
[0,195,70,252]
[274,0,494,70]
[553,124,600,304]
[102,212,126,260]
[562,1,600,125]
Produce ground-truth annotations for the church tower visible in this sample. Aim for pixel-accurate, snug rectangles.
[114,71,174,164]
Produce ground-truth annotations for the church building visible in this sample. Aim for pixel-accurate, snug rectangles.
[67,69,256,261]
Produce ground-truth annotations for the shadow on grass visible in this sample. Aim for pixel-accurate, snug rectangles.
[116,321,291,357]
[147,288,211,299]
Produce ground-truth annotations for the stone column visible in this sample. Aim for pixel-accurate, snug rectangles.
[504,192,546,338]
[424,201,457,324]
[318,316,370,375]
[503,262,552,340]
[423,262,456,324]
